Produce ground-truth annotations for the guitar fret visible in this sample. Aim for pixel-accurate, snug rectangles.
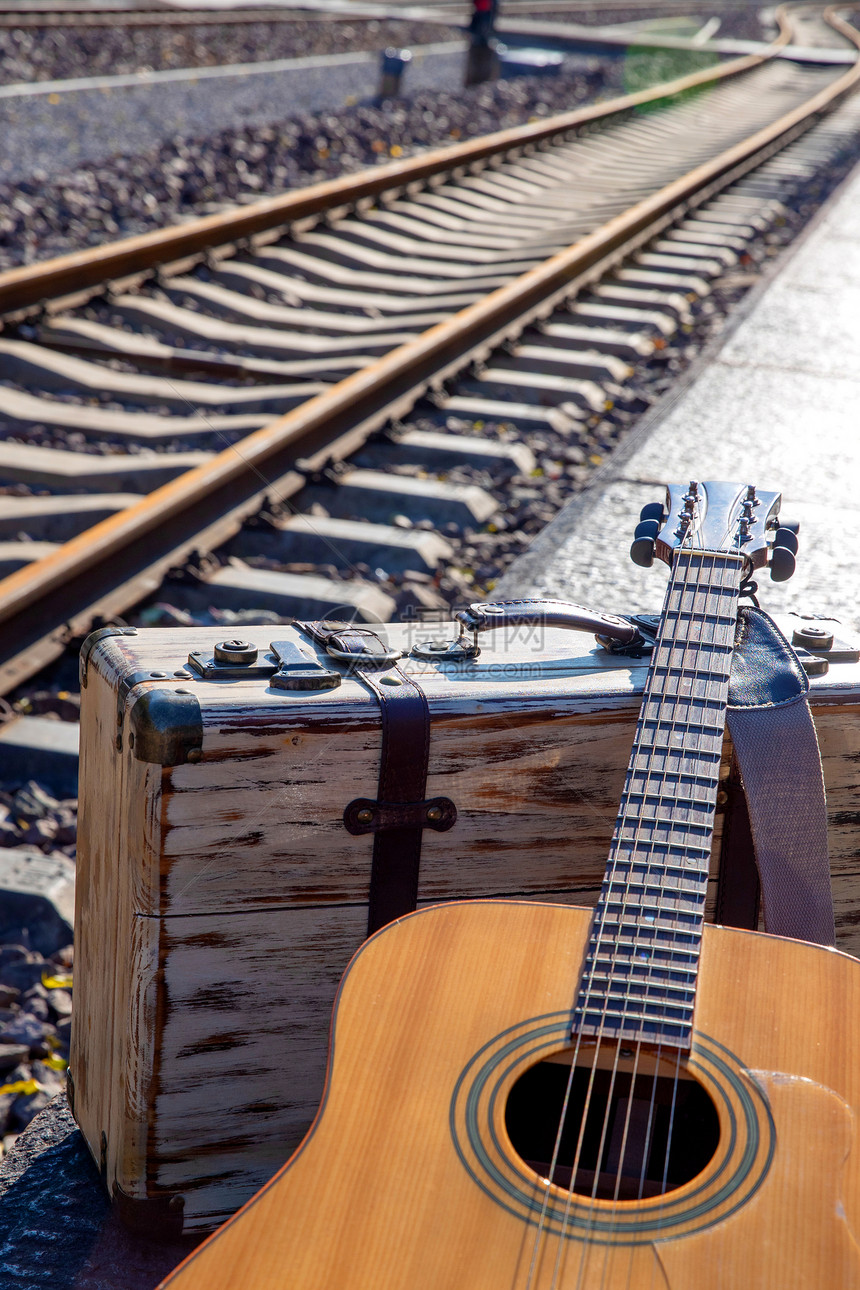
[585,987,698,1012]
[600,911,700,933]
[574,1011,694,1039]
[588,959,700,982]
[603,866,711,887]
[588,980,699,1003]
[639,717,727,737]
[605,920,703,938]
[577,1003,695,1030]
[578,999,696,1022]
[651,659,732,675]
[588,949,700,974]
[639,744,722,761]
[573,540,744,1051]
[606,851,711,865]
[616,824,714,846]
[588,939,700,961]
[602,886,706,908]
[621,794,716,815]
[605,882,706,903]
[622,795,716,812]
[588,942,701,966]
[606,860,709,878]
[628,767,717,784]
[586,959,700,981]
[597,919,700,942]
[614,850,712,872]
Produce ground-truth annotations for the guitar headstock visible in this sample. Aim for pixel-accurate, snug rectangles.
[631,481,798,581]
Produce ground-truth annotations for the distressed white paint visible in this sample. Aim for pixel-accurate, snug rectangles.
[71,621,860,1230]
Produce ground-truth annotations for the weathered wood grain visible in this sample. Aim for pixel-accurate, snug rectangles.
[159,901,860,1289]
[71,623,860,1231]
[71,653,125,1177]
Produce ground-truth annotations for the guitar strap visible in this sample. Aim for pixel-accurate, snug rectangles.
[722,606,835,947]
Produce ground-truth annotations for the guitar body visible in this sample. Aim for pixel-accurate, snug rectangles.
[163,900,860,1289]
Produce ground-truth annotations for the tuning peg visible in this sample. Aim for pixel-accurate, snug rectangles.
[631,519,659,568]
[770,545,796,582]
[639,502,664,524]
[630,539,655,568]
[773,527,799,555]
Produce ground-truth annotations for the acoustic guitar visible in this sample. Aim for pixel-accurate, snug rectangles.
[161,481,860,1289]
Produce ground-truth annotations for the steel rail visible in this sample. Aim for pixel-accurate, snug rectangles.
[0,18,791,322]
[0,9,853,693]
[0,0,795,21]
[0,8,421,26]
[0,0,777,23]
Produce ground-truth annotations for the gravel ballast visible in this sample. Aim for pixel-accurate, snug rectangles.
[1,59,632,268]
[0,7,768,86]
[0,41,475,186]
[0,16,461,86]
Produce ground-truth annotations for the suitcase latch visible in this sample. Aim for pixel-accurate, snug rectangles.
[269,640,341,691]
[188,639,278,680]
[187,639,341,691]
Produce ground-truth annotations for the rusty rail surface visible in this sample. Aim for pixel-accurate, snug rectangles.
[0,5,433,26]
[0,0,781,24]
[1,7,855,693]
[0,21,790,322]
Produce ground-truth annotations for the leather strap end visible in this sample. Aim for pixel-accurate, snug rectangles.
[344,797,456,836]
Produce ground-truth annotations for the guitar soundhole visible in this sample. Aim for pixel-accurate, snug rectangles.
[505,1046,720,1202]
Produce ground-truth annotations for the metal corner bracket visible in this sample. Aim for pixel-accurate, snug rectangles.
[111,1182,186,1241]
[127,688,204,767]
[79,626,138,688]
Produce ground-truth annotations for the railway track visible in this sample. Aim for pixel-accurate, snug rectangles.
[0,4,858,700]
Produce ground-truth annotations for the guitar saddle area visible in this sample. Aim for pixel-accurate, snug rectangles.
[451,1012,775,1245]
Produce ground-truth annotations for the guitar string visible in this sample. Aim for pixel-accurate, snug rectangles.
[637,542,719,1290]
[613,544,742,1290]
[635,546,730,1290]
[635,528,745,1290]
[646,529,746,1265]
[561,546,702,1290]
[574,539,713,1290]
[601,546,714,1290]
[534,539,703,1290]
[517,544,701,1289]
[570,537,741,1285]
[608,532,746,1290]
[523,506,744,1290]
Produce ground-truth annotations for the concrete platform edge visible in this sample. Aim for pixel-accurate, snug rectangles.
[496,151,860,606]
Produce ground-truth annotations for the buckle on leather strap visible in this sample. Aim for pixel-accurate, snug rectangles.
[325,641,403,665]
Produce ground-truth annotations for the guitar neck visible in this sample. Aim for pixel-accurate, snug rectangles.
[573,548,745,1050]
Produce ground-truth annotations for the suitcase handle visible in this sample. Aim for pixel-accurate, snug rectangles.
[454,598,641,646]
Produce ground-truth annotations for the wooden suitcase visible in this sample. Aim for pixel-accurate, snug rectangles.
[70,609,860,1234]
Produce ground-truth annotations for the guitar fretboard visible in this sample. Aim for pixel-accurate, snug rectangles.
[572,549,744,1050]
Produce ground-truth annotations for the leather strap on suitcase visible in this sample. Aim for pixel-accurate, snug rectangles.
[296,620,455,935]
